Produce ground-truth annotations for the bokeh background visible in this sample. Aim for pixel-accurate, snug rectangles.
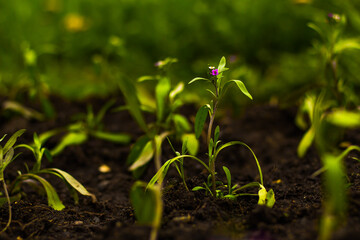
[1,0,359,106]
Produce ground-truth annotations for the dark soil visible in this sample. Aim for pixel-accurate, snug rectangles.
[0,97,359,240]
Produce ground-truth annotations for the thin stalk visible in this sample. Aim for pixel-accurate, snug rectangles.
[207,84,219,197]
[0,180,12,234]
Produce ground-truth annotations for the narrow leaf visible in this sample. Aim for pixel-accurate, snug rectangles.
[128,141,154,171]
[297,126,315,158]
[51,132,88,156]
[118,79,148,132]
[44,168,96,202]
[90,130,131,144]
[25,173,65,210]
[223,166,232,194]
[326,109,360,128]
[217,56,226,73]
[229,80,253,100]
[3,129,26,155]
[188,77,210,85]
[195,105,209,139]
[155,77,171,122]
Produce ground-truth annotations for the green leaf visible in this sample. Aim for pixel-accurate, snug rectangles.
[95,99,116,125]
[155,77,171,122]
[38,128,64,144]
[137,75,156,82]
[326,109,360,128]
[25,173,65,210]
[51,132,88,156]
[195,105,209,139]
[222,166,232,195]
[334,38,360,54]
[297,126,315,158]
[217,56,227,73]
[118,78,148,132]
[258,186,267,205]
[266,189,276,208]
[43,168,96,202]
[307,23,325,40]
[188,77,210,85]
[214,126,220,144]
[90,130,131,144]
[3,129,26,155]
[181,133,199,156]
[192,186,206,191]
[169,82,184,103]
[128,141,154,171]
[130,181,162,226]
[0,135,7,142]
[173,114,192,133]
[224,80,253,100]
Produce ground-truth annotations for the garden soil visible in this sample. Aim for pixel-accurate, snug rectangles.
[1,96,359,240]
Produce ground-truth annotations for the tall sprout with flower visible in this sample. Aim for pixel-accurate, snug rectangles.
[148,57,275,206]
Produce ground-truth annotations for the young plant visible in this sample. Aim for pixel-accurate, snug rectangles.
[148,57,275,207]
[130,181,162,240]
[118,58,198,178]
[37,99,131,156]
[306,93,360,240]
[0,129,25,233]
[297,13,360,157]
[12,132,96,210]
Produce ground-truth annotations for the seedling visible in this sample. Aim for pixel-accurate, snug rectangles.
[0,129,95,233]
[0,129,24,233]
[297,13,360,158]
[37,99,130,156]
[148,57,275,206]
[13,132,96,209]
[130,181,162,240]
[118,58,198,178]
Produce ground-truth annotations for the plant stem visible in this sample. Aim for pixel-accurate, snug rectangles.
[207,84,219,197]
[0,180,12,234]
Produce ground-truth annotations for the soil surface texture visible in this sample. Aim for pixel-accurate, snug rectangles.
[0,97,359,240]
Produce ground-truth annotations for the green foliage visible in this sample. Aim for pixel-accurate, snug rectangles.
[148,57,274,206]
[120,58,198,176]
[11,132,96,211]
[130,181,162,240]
[38,100,130,156]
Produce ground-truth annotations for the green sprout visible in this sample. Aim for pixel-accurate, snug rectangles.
[12,132,96,210]
[0,129,24,233]
[118,57,198,178]
[148,57,275,206]
[37,99,130,156]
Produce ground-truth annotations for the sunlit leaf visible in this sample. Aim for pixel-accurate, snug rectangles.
[130,181,162,226]
[195,105,209,139]
[225,80,253,100]
[217,56,226,73]
[181,133,199,156]
[25,173,65,210]
[90,130,131,144]
[3,129,26,155]
[51,132,88,156]
[334,38,360,54]
[188,77,210,85]
[258,186,267,205]
[43,168,96,202]
[297,126,315,158]
[266,189,275,208]
[223,166,232,194]
[169,82,184,103]
[326,109,360,128]
[155,77,171,122]
[128,141,154,171]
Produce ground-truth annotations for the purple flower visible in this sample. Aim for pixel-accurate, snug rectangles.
[211,69,219,76]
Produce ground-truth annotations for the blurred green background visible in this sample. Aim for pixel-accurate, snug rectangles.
[0,0,359,104]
